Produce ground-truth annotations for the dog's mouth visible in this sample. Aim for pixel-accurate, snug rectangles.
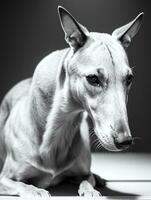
[91,127,140,152]
[95,134,140,152]
[90,129,119,152]
[98,139,120,152]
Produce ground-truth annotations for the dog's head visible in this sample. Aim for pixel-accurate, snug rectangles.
[58,6,144,151]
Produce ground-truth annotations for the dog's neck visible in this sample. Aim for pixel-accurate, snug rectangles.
[28,49,84,168]
[39,86,83,168]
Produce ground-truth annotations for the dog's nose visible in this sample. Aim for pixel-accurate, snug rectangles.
[114,134,132,150]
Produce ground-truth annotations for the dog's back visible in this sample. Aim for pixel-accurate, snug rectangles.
[0,79,31,163]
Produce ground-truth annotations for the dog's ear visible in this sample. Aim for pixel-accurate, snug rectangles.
[58,6,88,50]
[112,12,144,48]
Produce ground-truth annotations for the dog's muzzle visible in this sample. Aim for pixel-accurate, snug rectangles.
[113,134,133,150]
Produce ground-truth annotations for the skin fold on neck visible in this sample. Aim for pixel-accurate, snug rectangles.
[39,87,83,170]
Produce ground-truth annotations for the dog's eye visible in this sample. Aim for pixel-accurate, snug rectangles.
[126,74,134,86]
[86,75,100,87]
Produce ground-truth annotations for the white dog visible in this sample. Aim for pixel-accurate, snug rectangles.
[0,6,143,197]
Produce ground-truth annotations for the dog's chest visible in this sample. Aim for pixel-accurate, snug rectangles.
[33,131,90,187]
[36,151,90,188]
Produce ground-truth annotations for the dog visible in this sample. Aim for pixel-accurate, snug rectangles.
[0,6,144,197]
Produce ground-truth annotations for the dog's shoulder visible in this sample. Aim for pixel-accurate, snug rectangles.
[32,48,69,93]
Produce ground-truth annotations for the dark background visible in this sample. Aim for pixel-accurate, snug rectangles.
[0,0,150,152]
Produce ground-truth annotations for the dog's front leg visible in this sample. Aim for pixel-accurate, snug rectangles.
[78,174,102,197]
[0,177,51,197]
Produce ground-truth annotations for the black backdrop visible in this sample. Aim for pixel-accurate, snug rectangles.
[0,0,150,152]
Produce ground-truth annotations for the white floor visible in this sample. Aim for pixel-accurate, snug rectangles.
[0,153,151,199]
[91,153,151,198]
[50,153,151,198]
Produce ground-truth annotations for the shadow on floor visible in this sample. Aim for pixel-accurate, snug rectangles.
[48,181,139,198]
[97,185,139,199]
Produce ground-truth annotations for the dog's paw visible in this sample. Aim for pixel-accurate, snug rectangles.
[0,183,18,196]
[78,188,102,197]
[20,184,51,198]
[78,180,102,197]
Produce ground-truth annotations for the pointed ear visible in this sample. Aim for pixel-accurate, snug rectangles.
[58,6,88,50]
[112,12,144,48]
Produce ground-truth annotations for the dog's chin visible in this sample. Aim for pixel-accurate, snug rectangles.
[102,143,129,152]
[103,145,121,152]
[94,131,126,152]
[98,139,122,152]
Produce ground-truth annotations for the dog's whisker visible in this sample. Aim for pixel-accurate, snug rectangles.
[131,137,142,145]
[91,138,99,146]
[89,133,95,139]
[89,130,95,136]
[89,129,95,138]
[131,66,136,71]
[94,141,100,150]
[90,136,103,151]
[132,137,142,141]
[96,142,103,151]
[90,134,103,150]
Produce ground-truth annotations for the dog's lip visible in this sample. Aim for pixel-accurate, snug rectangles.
[103,144,121,152]
[113,140,131,151]
[96,136,119,152]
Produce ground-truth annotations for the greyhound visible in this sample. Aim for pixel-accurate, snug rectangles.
[0,6,143,197]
